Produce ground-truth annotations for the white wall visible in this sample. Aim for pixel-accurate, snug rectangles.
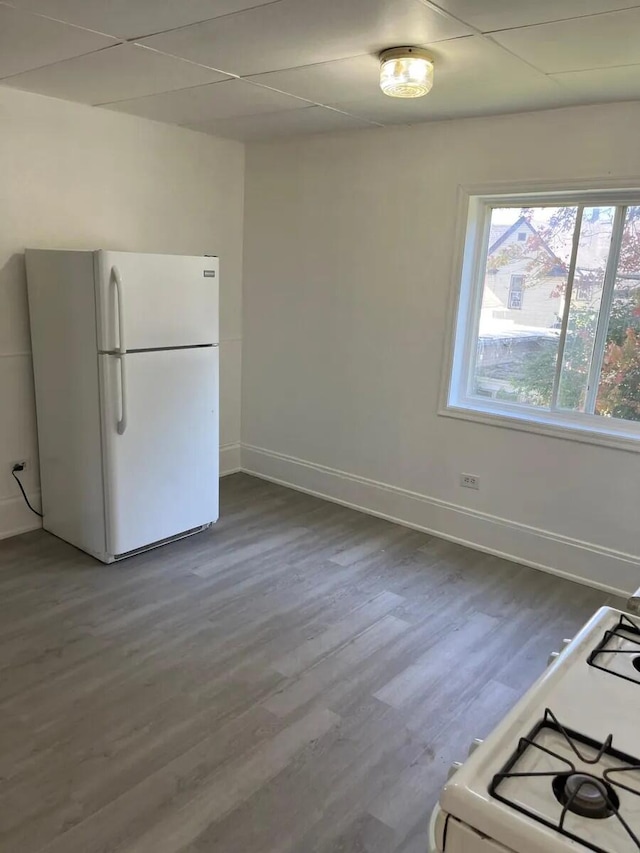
[0,86,244,540]
[242,101,640,596]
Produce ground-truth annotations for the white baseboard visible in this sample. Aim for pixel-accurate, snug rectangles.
[242,443,637,597]
[0,493,42,541]
[220,443,242,477]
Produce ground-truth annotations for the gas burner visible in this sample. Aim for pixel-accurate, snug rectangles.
[588,614,640,686]
[552,773,619,819]
[489,708,640,853]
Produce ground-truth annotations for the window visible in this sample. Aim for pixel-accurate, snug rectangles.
[445,189,640,449]
[508,275,524,309]
[517,231,527,241]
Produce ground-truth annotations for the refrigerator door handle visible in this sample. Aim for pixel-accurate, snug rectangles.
[110,266,128,434]
[116,353,128,435]
[111,265,127,355]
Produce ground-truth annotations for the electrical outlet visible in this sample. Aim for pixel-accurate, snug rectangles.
[11,459,28,473]
[460,473,480,490]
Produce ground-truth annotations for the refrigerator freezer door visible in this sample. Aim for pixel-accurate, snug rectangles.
[95,251,219,352]
[99,347,219,557]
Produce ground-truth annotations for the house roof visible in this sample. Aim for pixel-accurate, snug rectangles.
[489,216,540,255]
[488,223,510,249]
[487,215,565,271]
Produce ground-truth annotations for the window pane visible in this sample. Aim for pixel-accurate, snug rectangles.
[471,206,575,407]
[596,206,640,421]
[556,206,615,411]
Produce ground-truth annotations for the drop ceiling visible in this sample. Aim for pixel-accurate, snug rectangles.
[1,0,639,141]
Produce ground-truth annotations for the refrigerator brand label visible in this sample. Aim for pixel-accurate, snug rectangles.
[203,270,216,277]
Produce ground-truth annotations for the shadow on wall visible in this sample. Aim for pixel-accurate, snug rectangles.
[0,252,32,354]
[1,250,40,509]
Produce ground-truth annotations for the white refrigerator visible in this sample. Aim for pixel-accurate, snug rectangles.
[26,249,219,563]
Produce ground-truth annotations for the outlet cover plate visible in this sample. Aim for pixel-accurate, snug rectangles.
[460,473,480,490]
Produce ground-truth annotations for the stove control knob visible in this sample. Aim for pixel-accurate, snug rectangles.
[547,638,573,667]
[447,761,463,780]
[468,738,483,756]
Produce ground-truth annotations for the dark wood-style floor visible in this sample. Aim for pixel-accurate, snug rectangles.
[0,474,624,853]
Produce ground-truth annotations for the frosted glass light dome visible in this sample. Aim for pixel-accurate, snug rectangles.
[379,47,434,98]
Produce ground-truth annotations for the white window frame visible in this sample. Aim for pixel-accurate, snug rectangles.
[439,179,640,454]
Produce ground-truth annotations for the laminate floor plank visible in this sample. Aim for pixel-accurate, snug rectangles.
[118,707,341,853]
[271,590,405,677]
[0,473,626,853]
[369,679,520,843]
[197,697,418,853]
[263,615,411,718]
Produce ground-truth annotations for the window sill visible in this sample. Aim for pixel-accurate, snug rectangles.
[440,400,640,454]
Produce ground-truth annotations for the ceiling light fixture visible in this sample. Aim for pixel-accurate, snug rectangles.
[379,47,434,98]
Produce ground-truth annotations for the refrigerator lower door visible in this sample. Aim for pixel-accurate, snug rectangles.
[99,346,219,558]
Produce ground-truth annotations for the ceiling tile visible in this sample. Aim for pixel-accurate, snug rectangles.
[551,63,640,102]
[0,44,229,104]
[138,0,472,77]
[189,105,377,141]
[0,4,117,78]
[428,0,640,33]
[249,36,572,123]
[335,86,573,126]
[246,55,381,105]
[103,79,309,124]
[491,8,640,73]
[1,0,284,39]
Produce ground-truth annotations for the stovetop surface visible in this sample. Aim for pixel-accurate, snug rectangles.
[440,607,640,853]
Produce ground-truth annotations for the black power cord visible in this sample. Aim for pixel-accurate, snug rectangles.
[12,463,43,518]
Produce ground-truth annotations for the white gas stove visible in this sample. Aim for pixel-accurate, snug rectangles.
[430,605,640,853]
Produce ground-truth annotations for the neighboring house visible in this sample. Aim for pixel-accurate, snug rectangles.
[476,216,566,399]
[482,216,565,329]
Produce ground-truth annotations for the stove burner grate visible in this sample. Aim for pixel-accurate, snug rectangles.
[588,614,640,686]
[489,708,640,853]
